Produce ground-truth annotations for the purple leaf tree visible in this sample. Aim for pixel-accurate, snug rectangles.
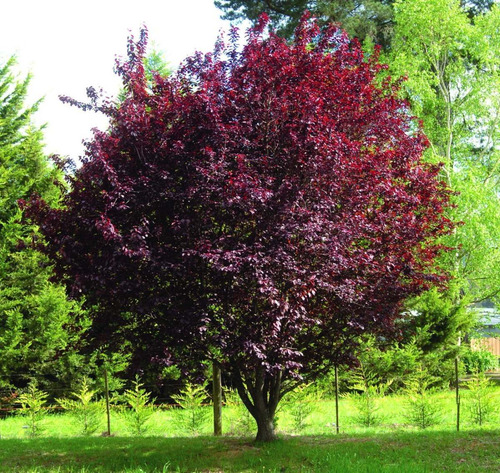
[26,14,453,441]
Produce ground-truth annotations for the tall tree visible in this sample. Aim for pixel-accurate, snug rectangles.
[389,0,500,339]
[27,17,453,441]
[0,57,84,392]
[214,0,494,47]
[215,0,396,47]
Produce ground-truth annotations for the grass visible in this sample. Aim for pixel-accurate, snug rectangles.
[0,430,499,472]
[1,388,500,472]
[3,388,500,438]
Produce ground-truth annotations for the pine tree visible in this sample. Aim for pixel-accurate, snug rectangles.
[0,57,85,393]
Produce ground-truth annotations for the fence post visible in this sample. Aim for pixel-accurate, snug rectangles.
[335,364,340,434]
[213,362,222,436]
[456,334,461,432]
[103,368,111,436]
[455,356,460,432]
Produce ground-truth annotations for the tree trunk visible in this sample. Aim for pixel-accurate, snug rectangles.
[255,410,277,442]
[232,367,281,442]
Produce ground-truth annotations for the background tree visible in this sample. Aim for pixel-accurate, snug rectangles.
[0,57,85,394]
[27,17,453,441]
[215,0,396,47]
[214,0,495,48]
[389,0,500,345]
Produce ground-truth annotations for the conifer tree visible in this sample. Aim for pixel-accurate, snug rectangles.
[0,57,84,392]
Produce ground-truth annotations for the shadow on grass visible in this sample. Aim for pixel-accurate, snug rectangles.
[1,430,500,472]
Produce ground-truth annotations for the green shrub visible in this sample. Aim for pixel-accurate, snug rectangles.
[121,376,156,435]
[356,335,459,392]
[349,390,380,428]
[224,389,254,436]
[348,363,390,427]
[403,368,442,429]
[282,384,320,432]
[464,371,495,426]
[171,382,210,435]
[358,338,421,392]
[0,391,18,419]
[461,348,498,374]
[316,335,453,396]
[57,378,103,436]
[17,382,48,437]
[313,365,351,397]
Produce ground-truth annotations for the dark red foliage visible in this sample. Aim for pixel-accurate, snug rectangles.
[26,15,453,440]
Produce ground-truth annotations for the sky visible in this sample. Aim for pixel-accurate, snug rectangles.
[0,0,244,159]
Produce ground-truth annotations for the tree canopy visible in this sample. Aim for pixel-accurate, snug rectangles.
[389,0,500,343]
[214,0,495,48]
[215,0,396,47]
[27,16,453,441]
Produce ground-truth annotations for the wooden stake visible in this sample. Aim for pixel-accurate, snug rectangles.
[335,365,340,434]
[456,334,461,432]
[213,362,222,436]
[104,368,111,436]
[455,357,460,432]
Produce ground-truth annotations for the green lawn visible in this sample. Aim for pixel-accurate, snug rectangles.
[2,388,500,472]
[3,388,500,438]
[1,430,499,472]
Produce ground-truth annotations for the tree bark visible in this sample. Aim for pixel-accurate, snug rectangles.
[255,410,277,442]
[232,368,281,442]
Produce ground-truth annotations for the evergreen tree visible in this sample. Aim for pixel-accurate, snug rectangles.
[215,0,395,47]
[0,57,85,393]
